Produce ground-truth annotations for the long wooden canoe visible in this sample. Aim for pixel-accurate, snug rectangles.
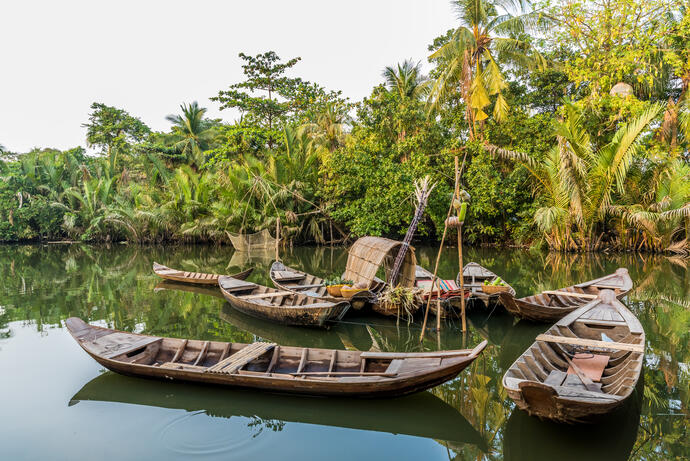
[499,268,633,322]
[218,275,351,328]
[502,290,644,423]
[153,262,253,285]
[456,262,516,305]
[65,317,487,398]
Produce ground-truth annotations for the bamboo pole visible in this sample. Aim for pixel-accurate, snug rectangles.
[275,216,281,261]
[419,200,454,342]
[455,156,467,332]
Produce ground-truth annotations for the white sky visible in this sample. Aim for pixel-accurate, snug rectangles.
[0,0,457,153]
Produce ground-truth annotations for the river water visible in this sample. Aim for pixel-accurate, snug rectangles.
[0,244,687,460]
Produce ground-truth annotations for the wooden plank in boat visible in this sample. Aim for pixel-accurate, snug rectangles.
[219,278,257,292]
[206,342,276,374]
[590,284,624,290]
[544,370,567,386]
[536,334,644,352]
[552,385,617,400]
[360,349,473,359]
[290,371,399,377]
[385,359,404,375]
[85,333,162,359]
[575,319,627,327]
[285,283,325,289]
[543,290,596,299]
[273,271,305,281]
[301,302,338,309]
[159,362,207,371]
[238,291,295,300]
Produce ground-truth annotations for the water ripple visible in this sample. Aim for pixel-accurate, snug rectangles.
[157,410,263,456]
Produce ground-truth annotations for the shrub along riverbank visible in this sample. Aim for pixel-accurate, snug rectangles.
[1,0,688,254]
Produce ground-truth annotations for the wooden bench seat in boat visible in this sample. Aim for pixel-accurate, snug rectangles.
[535,334,644,353]
[273,270,305,282]
[218,278,258,292]
[238,291,295,300]
[206,342,276,374]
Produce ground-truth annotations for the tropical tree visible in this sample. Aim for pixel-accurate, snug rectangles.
[165,101,215,170]
[383,60,428,101]
[83,103,150,177]
[300,102,351,155]
[427,0,547,139]
[489,100,664,251]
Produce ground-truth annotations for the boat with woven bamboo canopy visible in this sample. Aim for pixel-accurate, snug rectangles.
[153,262,253,285]
[65,317,487,398]
[502,290,644,423]
[270,236,419,317]
[499,268,633,322]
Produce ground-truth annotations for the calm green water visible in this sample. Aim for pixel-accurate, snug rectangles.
[0,244,688,460]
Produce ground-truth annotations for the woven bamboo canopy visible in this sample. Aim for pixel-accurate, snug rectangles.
[344,236,417,289]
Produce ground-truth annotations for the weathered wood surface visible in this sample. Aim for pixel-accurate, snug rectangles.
[502,289,644,423]
[499,268,633,322]
[153,262,253,286]
[535,334,644,353]
[219,275,351,328]
[455,262,515,304]
[65,317,488,398]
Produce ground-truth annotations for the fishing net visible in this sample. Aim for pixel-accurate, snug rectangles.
[227,229,277,251]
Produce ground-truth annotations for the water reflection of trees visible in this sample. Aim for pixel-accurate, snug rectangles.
[1,244,688,458]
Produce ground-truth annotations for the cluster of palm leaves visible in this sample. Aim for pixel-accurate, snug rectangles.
[489,100,690,252]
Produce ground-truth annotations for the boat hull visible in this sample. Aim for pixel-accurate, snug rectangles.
[66,317,487,398]
[153,262,253,285]
[500,268,633,322]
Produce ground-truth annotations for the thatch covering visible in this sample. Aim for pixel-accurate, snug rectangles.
[344,236,417,289]
[227,229,277,251]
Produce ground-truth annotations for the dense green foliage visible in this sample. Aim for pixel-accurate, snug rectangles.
[1,0,688,252]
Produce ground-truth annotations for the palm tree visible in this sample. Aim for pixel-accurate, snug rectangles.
[489,100,664,251]
[428,0,548,139]
[383,60,428,101]
[300,102,350,154]
[165,102,214,170]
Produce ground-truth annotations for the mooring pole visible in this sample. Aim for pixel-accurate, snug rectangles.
[455,156,467,332]
[275,216,281,261]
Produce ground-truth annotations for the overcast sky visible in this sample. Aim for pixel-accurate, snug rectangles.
[0,0,457,153]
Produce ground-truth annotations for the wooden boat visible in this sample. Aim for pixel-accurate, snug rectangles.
[65,317,487,398]
[269,260,384,311]
[499,268,633,322]
[152,262,253,285]
[457,262,516,305]
[71,372,487,448]
[415,265,470,319]
[218,275,351,327]
[502,289,644,423]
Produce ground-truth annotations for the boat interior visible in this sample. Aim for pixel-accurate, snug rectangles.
[505,301,644,398]
[220,277,335,308]
[86,331,457,379]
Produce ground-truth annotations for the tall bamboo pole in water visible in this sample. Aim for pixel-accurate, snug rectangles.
[275,217,281,261]
[455,156,467,332]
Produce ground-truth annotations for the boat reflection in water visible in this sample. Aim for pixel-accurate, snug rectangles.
[70,372,487,451]
[503,379,642,461]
